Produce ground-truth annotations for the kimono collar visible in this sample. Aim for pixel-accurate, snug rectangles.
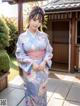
[26,29,39,37]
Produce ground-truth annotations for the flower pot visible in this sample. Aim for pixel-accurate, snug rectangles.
[0,72,9,92]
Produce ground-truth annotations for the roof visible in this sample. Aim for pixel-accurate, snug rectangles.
[43,0,80,13]
[2,0,44,4]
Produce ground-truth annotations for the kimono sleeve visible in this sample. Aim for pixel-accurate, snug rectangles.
[15,35,33,72]
[43,35,53,69]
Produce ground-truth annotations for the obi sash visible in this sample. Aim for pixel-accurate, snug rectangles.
[26,49,46,60]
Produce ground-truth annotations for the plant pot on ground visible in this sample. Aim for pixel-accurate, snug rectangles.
[0,17,10,91]
[0,50,10,92]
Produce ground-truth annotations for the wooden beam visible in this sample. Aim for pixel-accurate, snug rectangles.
[18,0,23,76]
[48,13,72,20]
[2,0,44,4]
[2,0,16,4]
[18,0,23,34]
[70,12,77,73]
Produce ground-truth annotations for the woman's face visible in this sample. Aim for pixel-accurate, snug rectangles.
[29,14,42,32]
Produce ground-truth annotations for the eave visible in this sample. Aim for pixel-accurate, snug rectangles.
[2,0,44,4]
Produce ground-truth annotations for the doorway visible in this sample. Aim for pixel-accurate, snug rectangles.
[52,21,69,72]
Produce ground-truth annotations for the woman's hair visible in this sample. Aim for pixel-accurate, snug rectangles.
[29,6,45,23]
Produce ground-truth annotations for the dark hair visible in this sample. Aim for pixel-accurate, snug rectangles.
[29,6,45,23]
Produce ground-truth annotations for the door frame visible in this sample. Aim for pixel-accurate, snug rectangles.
[52,20,70,72]
[68,13,77,73]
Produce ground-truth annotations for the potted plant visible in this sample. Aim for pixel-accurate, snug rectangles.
[0,18,10,91]
[0,50,10,91]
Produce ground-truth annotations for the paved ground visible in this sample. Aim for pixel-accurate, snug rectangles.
[0,71,80,106]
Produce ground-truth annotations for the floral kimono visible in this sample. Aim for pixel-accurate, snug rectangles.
[15,29,53,106]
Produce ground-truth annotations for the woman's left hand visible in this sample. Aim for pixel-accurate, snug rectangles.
[39,62,46,71]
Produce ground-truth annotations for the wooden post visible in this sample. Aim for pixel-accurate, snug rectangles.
[75,12,80,71]
[70,12,77,73]
[18,0,23,76]
[18,0,23,34]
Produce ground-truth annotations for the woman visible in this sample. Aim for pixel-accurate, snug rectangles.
[15,6,53,106]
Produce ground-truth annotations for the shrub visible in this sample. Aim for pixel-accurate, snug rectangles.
[0,50,10,76]
[0,18,9,49]
[5,17,18,56]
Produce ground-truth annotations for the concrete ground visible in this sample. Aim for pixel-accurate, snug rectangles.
[0,71,80,106]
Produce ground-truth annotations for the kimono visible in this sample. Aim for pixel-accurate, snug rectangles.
[15,29,53,106]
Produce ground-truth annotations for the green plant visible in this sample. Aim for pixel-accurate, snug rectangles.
[4,17,18,56]
[0,18,9,49]
[0,18,10,92]
[0,50,10,76]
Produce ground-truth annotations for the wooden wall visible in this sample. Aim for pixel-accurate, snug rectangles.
[46,12,80,72]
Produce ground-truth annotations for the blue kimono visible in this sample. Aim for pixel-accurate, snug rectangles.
[15,29,53,106]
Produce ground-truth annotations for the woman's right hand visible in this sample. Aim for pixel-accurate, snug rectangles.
[32,63,39,71]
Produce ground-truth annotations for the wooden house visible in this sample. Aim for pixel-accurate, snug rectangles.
[43,0,80,73]
[2,0,80,73]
